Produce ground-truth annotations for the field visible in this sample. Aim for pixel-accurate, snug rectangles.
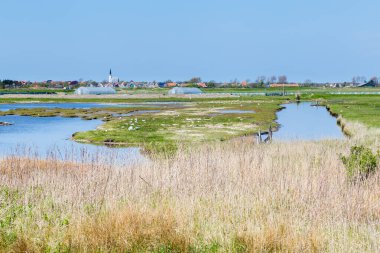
[1,89,380,252]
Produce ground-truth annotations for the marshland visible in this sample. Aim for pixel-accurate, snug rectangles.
[3,0,380,251]
[0,90,379,252]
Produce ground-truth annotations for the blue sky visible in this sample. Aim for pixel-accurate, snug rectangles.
[0,0,379,82]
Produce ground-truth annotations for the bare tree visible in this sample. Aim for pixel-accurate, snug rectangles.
[278,75,287,84]
[352,76,357,85]
[304,79,312,85]
[353,76,366,84]
[256,76,266,84]
[370,76,379,85]
[269,76,277,84]
[189,77,202,83]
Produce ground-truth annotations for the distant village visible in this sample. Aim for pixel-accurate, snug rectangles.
[0,70,379,90]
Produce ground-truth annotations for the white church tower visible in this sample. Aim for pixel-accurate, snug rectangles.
[108,69,113,83]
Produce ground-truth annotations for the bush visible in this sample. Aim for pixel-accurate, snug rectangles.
[341,145,379,180]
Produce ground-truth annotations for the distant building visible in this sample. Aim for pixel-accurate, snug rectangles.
[75,87,116,95]
[357,80,376,87]
[270,83,299,88]
[168,87,203,95]
[108,69,113,83]
[108,69,119,85]
[166,82,177,87]
[158,82,166,88]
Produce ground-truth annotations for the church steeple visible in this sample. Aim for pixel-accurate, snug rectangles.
[108,68,113,83]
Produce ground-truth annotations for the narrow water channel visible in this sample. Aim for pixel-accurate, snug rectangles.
[273,102,344,141]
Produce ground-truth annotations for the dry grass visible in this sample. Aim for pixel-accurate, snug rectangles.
[235,223,323,253]
[0,121,380,252]
[68,207,188,252]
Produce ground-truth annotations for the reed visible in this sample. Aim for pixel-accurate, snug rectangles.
[0,122,379,252]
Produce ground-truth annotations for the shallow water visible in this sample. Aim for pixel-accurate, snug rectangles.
[218,109,255,114]
[0,102,187,163]
[113,110,160,117]
[274,102,344,141]
[0,115,145,164]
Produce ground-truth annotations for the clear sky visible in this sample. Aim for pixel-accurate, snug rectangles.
[0,0,379,83]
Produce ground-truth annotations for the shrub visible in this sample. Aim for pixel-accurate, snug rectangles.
[341,145,379,180]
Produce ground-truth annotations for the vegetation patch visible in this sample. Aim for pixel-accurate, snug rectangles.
[304,94,380,128]
[341,145,379,181]
[72,99,280,153]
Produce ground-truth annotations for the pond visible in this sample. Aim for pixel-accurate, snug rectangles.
[0,115,146,164]
[273,102,344,141]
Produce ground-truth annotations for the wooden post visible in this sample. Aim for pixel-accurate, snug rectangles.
[257,130,262,144]
[269,125,273,142]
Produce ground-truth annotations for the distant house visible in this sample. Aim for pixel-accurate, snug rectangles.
[357,80,377,87]
[197,82,207,88]
[168,87,203,95]
[74,87,116,95]
[270,83,299,88]
[157,82,166,88]
[166,82,177,87]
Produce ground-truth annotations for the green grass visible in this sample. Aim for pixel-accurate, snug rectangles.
[72,99,281,153]
[302,93,380,128]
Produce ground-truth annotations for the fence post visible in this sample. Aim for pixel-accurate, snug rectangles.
[257,130,262,144]
[269,125,273,142]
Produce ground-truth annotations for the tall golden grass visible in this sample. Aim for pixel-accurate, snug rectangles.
[0,121,380,252]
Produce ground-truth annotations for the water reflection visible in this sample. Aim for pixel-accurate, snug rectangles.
[0,115,146,164]
[274,102,344,141]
